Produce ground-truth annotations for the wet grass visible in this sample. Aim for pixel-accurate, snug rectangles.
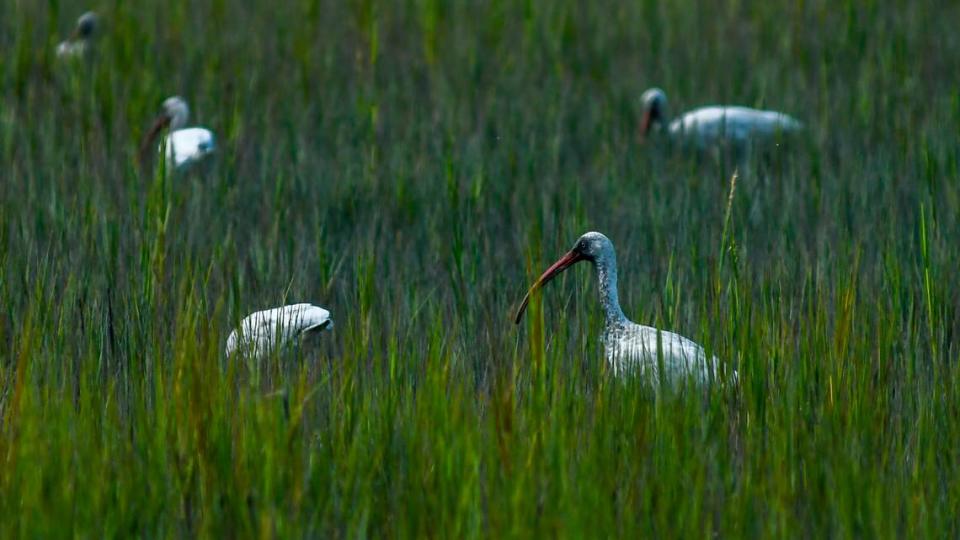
[2,0,960,536]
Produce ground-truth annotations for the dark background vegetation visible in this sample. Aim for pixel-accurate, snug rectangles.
[2,0,959,536]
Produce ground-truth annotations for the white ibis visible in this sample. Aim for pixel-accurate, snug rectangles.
[56,11,98,59]
[226,304,333,359]
[516,232,731,384]
[639,87,802,149]
[139,96,216,172]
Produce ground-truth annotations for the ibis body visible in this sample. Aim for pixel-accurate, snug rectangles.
[56,11,98,59]
[516,232,731,384]
[141,96,216,172]
[226,304,333,359]
[640,87,802,150]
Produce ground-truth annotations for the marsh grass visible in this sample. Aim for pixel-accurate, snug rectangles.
[2,0,960,536]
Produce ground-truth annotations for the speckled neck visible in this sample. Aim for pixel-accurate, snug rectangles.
[169,109,189,131]
[593,248,626,326]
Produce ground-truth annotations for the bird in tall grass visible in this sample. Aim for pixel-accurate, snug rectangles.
[226,304,334,359]
[639,87,802,151]
[56,11,98,60]
[139,96,216,173]
[516,232,733,385]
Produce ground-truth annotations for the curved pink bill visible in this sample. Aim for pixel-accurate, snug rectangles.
[514,250,585,324]
[639,109,653,142]
[138,114,171,165]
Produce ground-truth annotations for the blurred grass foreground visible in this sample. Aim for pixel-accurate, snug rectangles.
[2,0,960,536]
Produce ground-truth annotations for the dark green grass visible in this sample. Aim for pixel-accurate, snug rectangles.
[2,0,960,536]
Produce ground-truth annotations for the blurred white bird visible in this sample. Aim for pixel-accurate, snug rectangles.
[516,232,733,385]
[639,87,802,150]
[139,96,216,172]
[226,304,334,359]
[56,11,98,59]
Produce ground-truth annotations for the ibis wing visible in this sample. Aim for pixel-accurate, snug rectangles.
[167,127,216,169]
[669,106,801,145]
[226,304,332,358]
[610,325,721,383]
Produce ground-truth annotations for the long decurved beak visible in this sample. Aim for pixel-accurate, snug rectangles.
[639,109,653,142]
[138,114,171,166]
[514,250,585,324]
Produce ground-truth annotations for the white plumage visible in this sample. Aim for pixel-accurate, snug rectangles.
[640,87,802,149]
[602,320,718,380]
[140,96,216,172]
[56,12,97,60]
[516,232,733,385]
[56,40,89,59]
[226,304,333,359]
[165,127,216,170]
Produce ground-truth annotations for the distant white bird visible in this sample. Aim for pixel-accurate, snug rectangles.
[139,96,216,172]
[516,232,733,384]
[640,87,802,150]
[56,11,98,59]
[226,304,334,359]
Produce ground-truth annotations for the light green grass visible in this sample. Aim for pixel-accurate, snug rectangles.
[2,0,960,536]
